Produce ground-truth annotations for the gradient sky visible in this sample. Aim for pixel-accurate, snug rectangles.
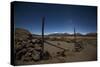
[14,2,97,35]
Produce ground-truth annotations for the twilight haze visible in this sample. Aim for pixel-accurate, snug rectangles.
[14,2,97,35]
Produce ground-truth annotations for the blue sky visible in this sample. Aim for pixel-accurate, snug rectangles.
[14,2,97,34]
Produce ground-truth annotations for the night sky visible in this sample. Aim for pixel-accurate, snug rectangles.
[14,2,97,35]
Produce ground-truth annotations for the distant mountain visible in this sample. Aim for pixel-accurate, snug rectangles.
[15,28,97,38]
[47,33,71,36]
[85,32,97,36]
[47,32,97,36]
[32,34,40,36]
[47,32,84,36]
[73,33,83,36]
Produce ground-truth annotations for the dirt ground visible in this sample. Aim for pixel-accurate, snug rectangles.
[16,39,97,65]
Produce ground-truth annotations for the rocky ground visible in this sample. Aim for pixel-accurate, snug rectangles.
[14,28,97,65]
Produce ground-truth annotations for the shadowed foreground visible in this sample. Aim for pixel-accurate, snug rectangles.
[14,28,97,65]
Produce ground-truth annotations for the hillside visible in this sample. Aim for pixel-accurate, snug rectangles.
[15,28,32,40]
